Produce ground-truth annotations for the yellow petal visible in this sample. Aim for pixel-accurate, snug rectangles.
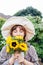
[6,46,10,53]
[6,36,12,44]
[15,35,23,39]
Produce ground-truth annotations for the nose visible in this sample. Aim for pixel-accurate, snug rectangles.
[17,31,20,35]
[16,28,20,35]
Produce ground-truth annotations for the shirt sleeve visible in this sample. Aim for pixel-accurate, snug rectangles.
[2,60,10,65]
[0,45,10,65]
[25,45,40,65]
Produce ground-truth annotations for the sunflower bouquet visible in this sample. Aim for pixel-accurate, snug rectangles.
[6,35,28,54]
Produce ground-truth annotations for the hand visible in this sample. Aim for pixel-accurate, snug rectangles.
[9,54,15,65]
[9,51,21,65]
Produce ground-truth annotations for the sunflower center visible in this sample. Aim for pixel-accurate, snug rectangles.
[21,45,25,48]
[12,42,17,47]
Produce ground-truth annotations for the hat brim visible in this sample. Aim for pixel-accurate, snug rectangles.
[1,16,35,41]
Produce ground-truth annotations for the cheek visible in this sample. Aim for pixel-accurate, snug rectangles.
[20,32,24,36]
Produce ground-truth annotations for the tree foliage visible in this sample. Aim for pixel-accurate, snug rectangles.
[26,15,43,60]
[0,18,6,50]
[14,7,42,18]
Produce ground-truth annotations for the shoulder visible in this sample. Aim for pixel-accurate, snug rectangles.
[0,45,11,59]
[27,42,36,52]
[0,45,7,56]
[28,44,37,56]
[1,45,6,52]
[29,45,36,52]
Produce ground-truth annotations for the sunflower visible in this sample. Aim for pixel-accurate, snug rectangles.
[6,36,12,44]
[6,45,10,53]
[19,43,28,51]
[15,35,23,40]
[6,36,28,53]
[10,40,19,50]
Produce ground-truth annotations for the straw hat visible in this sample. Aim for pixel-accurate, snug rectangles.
[1,16,35,41]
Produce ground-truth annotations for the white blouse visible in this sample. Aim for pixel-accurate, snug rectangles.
[14,52,24,65]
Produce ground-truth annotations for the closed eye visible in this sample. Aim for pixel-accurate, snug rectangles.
[13,30,17,33]
[20,30,24,33]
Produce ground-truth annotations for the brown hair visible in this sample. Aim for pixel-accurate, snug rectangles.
[10,25,26,41]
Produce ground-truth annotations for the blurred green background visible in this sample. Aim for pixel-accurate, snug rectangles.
[0,7,43,63]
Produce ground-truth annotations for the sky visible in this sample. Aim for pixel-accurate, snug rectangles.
[0,0,43,16]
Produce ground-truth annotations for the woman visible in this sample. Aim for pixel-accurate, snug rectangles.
[0,17,40,65]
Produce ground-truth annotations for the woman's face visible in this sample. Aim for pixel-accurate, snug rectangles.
[12,26,24,37]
